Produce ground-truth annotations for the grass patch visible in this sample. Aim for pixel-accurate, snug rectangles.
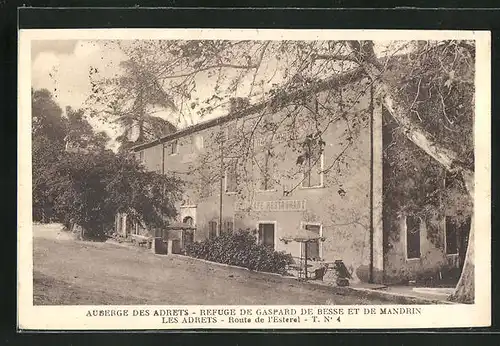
[33,271,148,305]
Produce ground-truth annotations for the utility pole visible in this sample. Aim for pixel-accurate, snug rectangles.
[219,130,224,236]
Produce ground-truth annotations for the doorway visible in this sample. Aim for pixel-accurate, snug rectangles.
[182,216,195,246]
[258,222,275,249]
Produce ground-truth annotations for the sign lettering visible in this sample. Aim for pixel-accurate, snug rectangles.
[235,200,306,212]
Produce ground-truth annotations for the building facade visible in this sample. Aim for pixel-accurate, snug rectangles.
[121,75,470,285]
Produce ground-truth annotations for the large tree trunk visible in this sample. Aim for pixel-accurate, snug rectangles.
[380,84,475,303]
[449,169,475,303]
[352,43,475,303]
[449,216,474,303]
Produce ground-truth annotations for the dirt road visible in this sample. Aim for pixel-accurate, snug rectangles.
[33,224,389,305]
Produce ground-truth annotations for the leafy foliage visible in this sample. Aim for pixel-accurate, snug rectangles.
[32,89,68,145]
[32,89,68,222]
[185,230,293,275]
[65,106,110,152]
[32,89,183,239]
[49,150,182,239]
[88,49,178,150]
[387,41,474,170]
[381,41,474,228]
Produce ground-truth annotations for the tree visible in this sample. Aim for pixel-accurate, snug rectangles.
[91,39,475,302]
[32,88,68,145]
[65,106,110,153]
[50,150,182,239]
[87,45,178,151]
[32,89,183,238]
[345,41,474,302]
[32,89,67,222]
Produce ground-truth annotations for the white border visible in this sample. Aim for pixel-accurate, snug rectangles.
[18,29,491,330]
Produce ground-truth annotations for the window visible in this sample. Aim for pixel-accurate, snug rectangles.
[189,136,195,154]
[189,135,205,153]
[445,216,459,255]
[259,150,275,191]
[303,223,321,260]
[183,216,194,227]
[198,178,212,199]
[208,221,218,239]
[225,122,237,141]
[137,150,145,164]
[193,135,204,151]
[133,221,141,235]
[406,216,421,259]
[258,223,275,249]
[301,151,324,188]
[225,160,238,194]
[168,140,178,155]
[116,214,130,236]
[222,220,234,234]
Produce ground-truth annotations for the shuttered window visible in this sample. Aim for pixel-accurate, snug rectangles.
[303,224,321,260]
[223,220,234,234]
[406,216,421,259]
[208,221,218,239]
[225,160,238,194]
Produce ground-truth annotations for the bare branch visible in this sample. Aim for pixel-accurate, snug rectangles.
[311,53,359,63]
[159,63,260,80]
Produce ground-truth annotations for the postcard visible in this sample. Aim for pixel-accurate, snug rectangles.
[18,28,491,330]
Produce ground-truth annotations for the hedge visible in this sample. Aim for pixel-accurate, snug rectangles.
[184,230,293,275]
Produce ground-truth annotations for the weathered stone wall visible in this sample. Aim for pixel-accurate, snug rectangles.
[136,82,385,282]
[383,214,462,285]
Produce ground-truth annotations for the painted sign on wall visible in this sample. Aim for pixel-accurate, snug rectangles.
[235,199,306,212]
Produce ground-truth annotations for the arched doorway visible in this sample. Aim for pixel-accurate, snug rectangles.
[182,216,195,247]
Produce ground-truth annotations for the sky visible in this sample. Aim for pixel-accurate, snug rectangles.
[31,39,251,144]
[31,39,410,148]
[32,40,113,109]
[32,40,128,146]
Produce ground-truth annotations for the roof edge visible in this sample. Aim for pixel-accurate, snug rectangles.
[130,67,366,152]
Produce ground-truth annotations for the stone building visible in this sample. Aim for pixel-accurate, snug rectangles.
[117,71,470,285]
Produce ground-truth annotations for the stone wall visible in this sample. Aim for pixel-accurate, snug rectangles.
[135,82,385,282]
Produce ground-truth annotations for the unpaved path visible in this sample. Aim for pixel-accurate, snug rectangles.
[33,223,389,305]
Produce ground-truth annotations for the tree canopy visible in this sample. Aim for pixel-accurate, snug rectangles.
[32,89,183,238]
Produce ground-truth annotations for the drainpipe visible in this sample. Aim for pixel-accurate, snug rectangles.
[369,84,375,284]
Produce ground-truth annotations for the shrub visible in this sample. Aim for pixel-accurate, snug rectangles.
[185,230,293,275]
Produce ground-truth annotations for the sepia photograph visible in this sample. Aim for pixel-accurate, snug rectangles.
[18,29,491,329]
